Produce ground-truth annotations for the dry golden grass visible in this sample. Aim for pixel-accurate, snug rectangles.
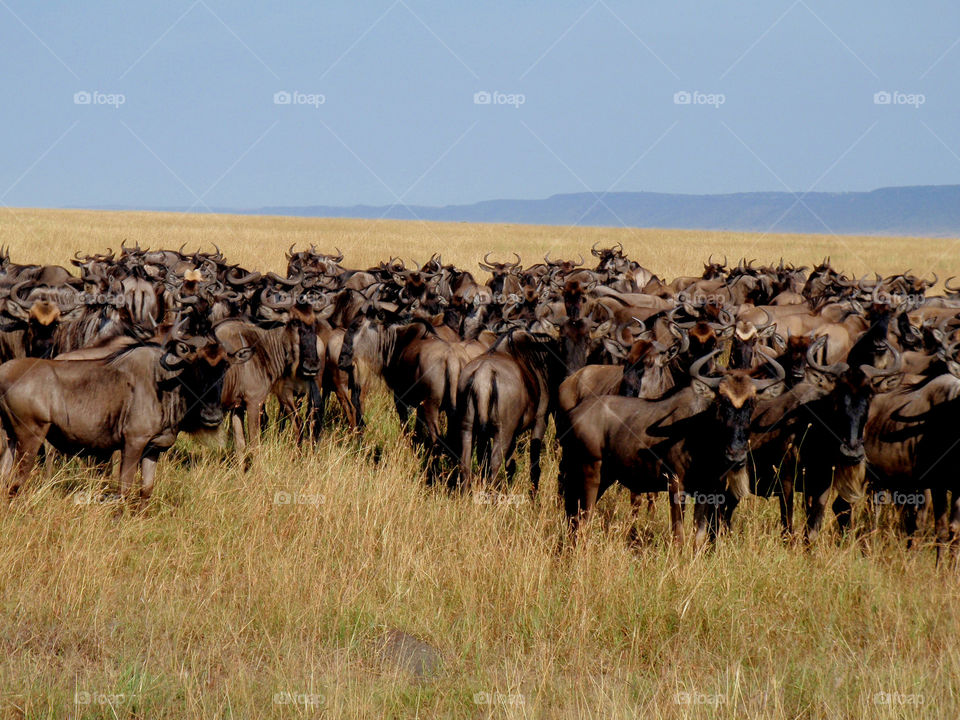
[0,208,958,719]
[1,206,954,281]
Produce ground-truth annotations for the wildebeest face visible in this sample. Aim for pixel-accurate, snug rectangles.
[290,305,320,379]
[167,338,254,428]
[714,376,759,466]
[26,301,61,358]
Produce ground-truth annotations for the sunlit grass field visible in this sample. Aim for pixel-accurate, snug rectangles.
[0,208,958,719]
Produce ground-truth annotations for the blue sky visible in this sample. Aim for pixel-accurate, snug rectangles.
[1,0,958,209]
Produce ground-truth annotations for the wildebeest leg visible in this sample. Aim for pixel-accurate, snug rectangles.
[832,495,853,538]
[804,484,832,546]
[231,410,247,454]
[722,493,739,532]
[487,426,513,485]
[139,450,160,506]
[247,400,264,451]
[458,405,475,489]
[572,459,602,536]
[903,501,919,549]
[41,441,55,478]
[118,441,146,503]
[528,418,546,496]
[778,474,795,538]
[308,379,324,440]
[668,476,684,546]
[693,500,709,550]
[7,426,47,497]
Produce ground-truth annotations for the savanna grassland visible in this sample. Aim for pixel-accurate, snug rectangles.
[0,207,958,719]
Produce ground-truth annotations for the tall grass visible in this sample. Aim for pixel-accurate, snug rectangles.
[0,209,957,718]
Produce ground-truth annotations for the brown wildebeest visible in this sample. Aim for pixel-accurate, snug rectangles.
[217,296,322,453]
[865,353,960,565]
[0,322,252,502]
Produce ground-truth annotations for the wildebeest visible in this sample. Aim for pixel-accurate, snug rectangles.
[562,350,786,546]
[0,321,252,502]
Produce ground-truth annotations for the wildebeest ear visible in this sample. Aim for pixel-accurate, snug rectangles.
[719,325,735,339]
[590,320,612,339]
[947,360,960,379]
[692,378,716,399]
[871,373,902,393]
[769,332,786,353]
[229,346,255,364]
[756,380,785,401]
[602,338,626,361]
[804,368,833,389]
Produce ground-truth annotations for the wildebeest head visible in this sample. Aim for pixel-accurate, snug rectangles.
[727,310,777,370]
[479,252,521,296]
[289,299,321,379]
[544,250,584,278]
[161,323,254,428]
[691,349,786,467]
[805,336,902,464]
[590,242,627,273]
[2,282,83,357]
[701,254,727,280]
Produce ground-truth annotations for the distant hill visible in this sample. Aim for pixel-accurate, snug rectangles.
[86,185,960,236]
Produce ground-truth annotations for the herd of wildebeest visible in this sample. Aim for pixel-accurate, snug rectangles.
[1,241,959,559]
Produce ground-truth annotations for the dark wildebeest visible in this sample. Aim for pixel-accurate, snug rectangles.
[746,338,902,541]
[0,322,252,502]
[563,350,786,547]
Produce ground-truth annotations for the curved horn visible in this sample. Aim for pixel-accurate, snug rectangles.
[862,340,903,377]
[226,267,261,285]
[630,316,647,334]
[754,347,787,390]
[690,349,724,389]
[511,252,521,268]
[591,241,601,257]
[756,307,774,332]
[544,250,552,264]
[574,253,584,267]
[267,271,302,287]
[806,336,847,377]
